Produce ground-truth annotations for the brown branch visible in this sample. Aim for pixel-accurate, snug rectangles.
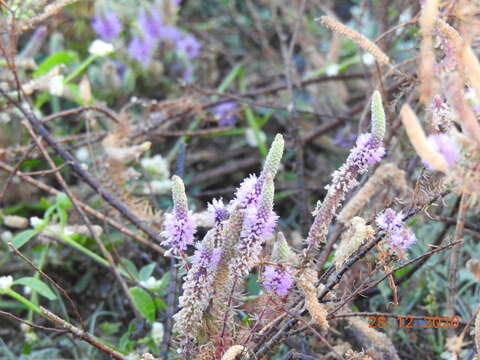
[40,306,125,360]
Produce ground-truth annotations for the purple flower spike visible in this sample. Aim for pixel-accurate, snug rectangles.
[212,102,238,126]
[353,133,386,165]
[158,26,183,43]
[426,134,459,169]
[232,174,262,209]
[138,9,163,40]
[192,243,222,269]
[128,36,154,64]
[262,265,293,296]
[92,11,122,41]
[208,198,229,225]
[376,207,417,252]
[390,228,416,250]
[160,176,197,256]
[176,35,201,59]
[376,208,404,232]
[241,203,278,241]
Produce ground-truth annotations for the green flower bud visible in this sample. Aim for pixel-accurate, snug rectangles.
[262,134,284,179]
[371,90,386,140]
[171,175,188,214]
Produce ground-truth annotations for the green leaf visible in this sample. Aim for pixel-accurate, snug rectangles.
[139,264,156,282]
[121,258,139,280]
[55,193,72,210]
[33,51,79,78]
[14,277,57,301]
[128,287,156,324]
[12,229,38,249]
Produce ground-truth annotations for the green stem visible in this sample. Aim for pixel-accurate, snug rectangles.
[64,55,97,84]
[28,243,50,322]
[5,289,42,315]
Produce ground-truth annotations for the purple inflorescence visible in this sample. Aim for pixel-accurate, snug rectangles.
[376,208,416,251]
[176,35,202,59]
[128,36,154,64]
[208,198,229,225]
[212,102,238,126]
[92,11,122,41]
[161,210,197,256]
[262,265,293,296]
[375,208,404,233]
[426,133,459,169]
[192,243,222,269]
[353,133,386,165]
[232,174,262,209]
[241,204,278,241]
[137,9,163,41]
[158,26,183,43]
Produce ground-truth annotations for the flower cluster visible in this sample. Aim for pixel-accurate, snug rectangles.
[426,133,459,169]
[160,176,196,256]
[212,102,238,126]
[262,265,293,296]
[208,198,229,225]
[307,91,386,248]
[230,176,278,278]
[129,7,201,64]
[173,233,222,336]
[376,208,416,251]
[92,11,122,41]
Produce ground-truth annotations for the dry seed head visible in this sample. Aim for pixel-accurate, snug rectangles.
[334,217,374,270]
[400,104,448,171]
[221,345,250,360]
[319,16,390,65]
[297,268,329,331]
[475,310,480,358]
[3,215,29,229]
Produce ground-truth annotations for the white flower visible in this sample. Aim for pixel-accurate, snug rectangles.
[362,53,375,66]
[245,128,266,147]
[75,147,89,162]
[325,63,340,76]
[1,231,12,242]
[30,216,44,228]
[88,39,114,57]
[151,322,164,345]
[49,75,64,96]
[141,155,170,178]
[140,276,161,290]
[0,275,13,292]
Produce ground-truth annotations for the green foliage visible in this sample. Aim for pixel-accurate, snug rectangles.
[13,277,57,301]
[128,287,156,324]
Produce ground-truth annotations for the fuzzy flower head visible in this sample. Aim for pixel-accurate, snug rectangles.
[176,35,201,59]
[233,174,262,208]
[128,36,155,64]
[353,133,386,165]
[92,11,122,41]
[241,176,278,240]
[261,134,285,179]
[192,243,222,269]
[426,134,459,169]
[371,90,386,140]
[158,26,183,43]
[212,102,237,126]
[137,9,163,40]
[160,176,196,256]
[376,208,404,232]
[208,198,229,225]
[390,227,416,250]
[262,265,293,296]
